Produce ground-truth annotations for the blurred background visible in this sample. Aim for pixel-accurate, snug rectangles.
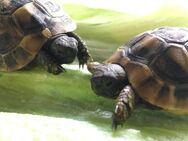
[0,0,188,141]
[63,0,188,61]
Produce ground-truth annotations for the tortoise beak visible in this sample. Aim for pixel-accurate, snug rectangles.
[87,62,101,74]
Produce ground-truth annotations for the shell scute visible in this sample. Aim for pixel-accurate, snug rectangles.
[12,47,32,66]
[123,27,188,113]
[3,52,18,71]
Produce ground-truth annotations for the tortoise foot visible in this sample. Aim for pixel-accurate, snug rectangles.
[112,85,135,129]
[47,63,66,75]
[112,101,130,129]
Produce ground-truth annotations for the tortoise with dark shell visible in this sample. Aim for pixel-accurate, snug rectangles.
[88,27,188,129]
[0,0,90,74]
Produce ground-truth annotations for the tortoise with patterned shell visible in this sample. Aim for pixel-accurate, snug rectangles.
[88,27,188,129]
[0,0,90,74]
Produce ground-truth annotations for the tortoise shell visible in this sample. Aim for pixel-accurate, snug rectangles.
[0,0,76,71]
[117,27,188,113]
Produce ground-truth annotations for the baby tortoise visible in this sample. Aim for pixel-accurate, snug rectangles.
[88,27,188,129]
[0,0,90,74]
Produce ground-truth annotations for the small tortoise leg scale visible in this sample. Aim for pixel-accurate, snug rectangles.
[66,32,91,68]
[45,55,66,75]
[37,50,65,75]
[112,85,135,129]
[47,60,66,75]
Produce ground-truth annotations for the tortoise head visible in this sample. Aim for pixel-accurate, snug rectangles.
[48,35,78,64]
[87,62,128,98]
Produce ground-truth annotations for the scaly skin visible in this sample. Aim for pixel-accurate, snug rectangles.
[112,85,135,129]
[67,32,92,68]
[47,59,66,75]
[34,50,66,75]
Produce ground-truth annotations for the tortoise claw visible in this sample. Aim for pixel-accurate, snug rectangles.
[112,85,135,129]
[112,102,130,130]
[48,63,66,75]
[79,63,84,69]
[78,51,92,69]
[66,32,92,67]
[58,65,66,73]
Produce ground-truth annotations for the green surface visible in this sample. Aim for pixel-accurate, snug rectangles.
[0,69,188,141]
[0,2,188,141]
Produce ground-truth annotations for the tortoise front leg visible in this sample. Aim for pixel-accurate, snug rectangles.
[112,85,135,129]
[36,50,65,75]
[66,32,91,68]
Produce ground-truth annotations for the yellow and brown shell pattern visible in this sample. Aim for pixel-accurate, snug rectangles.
[117,27,188,113]
[0,0,76,71]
